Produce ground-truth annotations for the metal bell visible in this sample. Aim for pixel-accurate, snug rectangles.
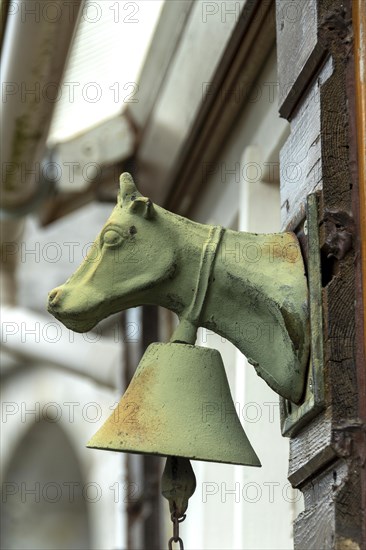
[87,342,261,467]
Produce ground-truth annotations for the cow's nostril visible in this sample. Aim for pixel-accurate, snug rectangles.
[48,288,61,307]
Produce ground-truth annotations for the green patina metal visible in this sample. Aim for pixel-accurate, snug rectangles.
[48,172,310,404]
[86,342,261,467]
[48,172,310,521]
[162,456,197,517]
[280,193,325,436]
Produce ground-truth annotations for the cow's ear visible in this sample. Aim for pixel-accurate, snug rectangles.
[129,197,155,220]
[119,173,139,203]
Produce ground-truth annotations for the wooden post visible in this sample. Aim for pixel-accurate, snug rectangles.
[275,0,366,547]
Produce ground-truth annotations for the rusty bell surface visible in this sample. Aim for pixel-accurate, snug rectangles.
[87,342,261,467]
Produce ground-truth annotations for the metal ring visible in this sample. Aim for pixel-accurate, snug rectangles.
[168,536,184,550]
[170,512,186,522]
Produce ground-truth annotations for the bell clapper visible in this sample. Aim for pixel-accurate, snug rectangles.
[162,456,197,550]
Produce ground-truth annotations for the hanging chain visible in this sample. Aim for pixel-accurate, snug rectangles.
[168,511,186,549]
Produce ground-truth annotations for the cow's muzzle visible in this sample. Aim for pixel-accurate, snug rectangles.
[47,286,63,311]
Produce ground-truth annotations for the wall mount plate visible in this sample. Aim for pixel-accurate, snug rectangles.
[280,193,325,437]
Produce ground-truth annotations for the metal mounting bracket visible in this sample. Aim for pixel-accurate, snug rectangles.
[280,193,325,437]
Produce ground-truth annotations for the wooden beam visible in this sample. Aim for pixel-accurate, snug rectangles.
[353,1,366,545]
[354,0,366,406]
[276,0,365,548]
[275,0,326,119]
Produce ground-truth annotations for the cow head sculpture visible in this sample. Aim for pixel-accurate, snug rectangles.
[47,173,177,332]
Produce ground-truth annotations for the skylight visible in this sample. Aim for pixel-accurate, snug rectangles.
[47,0,164,145]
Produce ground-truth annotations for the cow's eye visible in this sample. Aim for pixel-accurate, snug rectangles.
[101,229,124,248]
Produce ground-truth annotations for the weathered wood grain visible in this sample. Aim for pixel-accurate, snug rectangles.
[297,457,363,550]
[294,461,346,549]
[277,0,365,547]
[294,497,335,549]
[276,0,325,118]
[288,413,334,487]
[279,56,333,230]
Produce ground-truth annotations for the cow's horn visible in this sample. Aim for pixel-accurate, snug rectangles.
[119,172,138,198]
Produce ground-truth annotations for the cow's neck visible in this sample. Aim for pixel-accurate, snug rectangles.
[170,223,224,343]
[138,212,309,403]
[150,214,224,338]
